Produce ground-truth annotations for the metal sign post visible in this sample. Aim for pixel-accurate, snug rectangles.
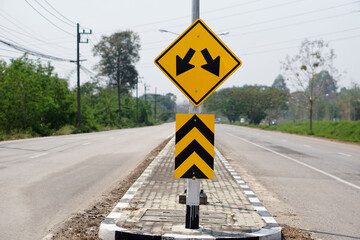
[154,0,241,230]
[187,0,200,229]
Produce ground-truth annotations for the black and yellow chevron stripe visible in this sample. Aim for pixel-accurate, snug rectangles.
[175,114,214,179]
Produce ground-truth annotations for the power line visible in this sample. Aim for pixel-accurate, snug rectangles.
[141,8,358,49]
[217,1,360,32]
[94,0,262,35]
[0,54,18,58]
[0,24,74,53]
[33,0,75,27]
[229,10,358,38]
[206,0,305,22]
[0,10,74,52]
[238,26,360,51]
[137,0,356,36]
[24,0,75,37]
[202,0,261,14]
[0,26,74,60]
[240,34,360,56]
[43,0,77,25]
[0,47,23,53]
[0,38,74,62]
[137,32,360,68]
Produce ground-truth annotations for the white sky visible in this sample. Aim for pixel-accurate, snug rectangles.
[1,0,359,103]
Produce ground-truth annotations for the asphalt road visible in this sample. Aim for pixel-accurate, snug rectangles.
[0,123,174,240]
[215,124,360,240]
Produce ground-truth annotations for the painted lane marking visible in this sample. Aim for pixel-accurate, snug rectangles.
[337,152,352,157]
[29,153,48,159]
[226,132,360,191]
[82,142,90,146]
[303,144,311,148]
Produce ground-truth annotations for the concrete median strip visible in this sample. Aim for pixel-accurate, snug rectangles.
[99,137,281,240]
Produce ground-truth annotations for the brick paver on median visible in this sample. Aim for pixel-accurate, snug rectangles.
[100,138,280,239]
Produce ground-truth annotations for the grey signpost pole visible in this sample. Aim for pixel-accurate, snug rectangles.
[185,0,201,229]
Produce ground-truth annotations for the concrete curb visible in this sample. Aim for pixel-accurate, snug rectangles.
[99,139,281,240]
[214,148,281,240]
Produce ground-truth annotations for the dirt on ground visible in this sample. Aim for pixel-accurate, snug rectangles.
[46,137,315,240]
[281,225,314,240]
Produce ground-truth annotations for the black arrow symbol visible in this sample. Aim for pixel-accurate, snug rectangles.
[201,48,220,77]
[176,48,195,76]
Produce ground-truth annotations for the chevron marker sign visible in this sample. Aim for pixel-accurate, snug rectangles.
[175,114,214,179]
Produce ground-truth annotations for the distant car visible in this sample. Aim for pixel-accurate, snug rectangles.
[271,120,278,125]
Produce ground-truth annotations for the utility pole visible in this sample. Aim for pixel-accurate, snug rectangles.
[136,80,139,124]
[144,83,148,101]
[186,0,200,230]
[76,23,92,128]
[154,88,157,121]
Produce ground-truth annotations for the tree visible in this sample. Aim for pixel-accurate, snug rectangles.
[264,87,288,125]
[240,86,269,124]
[281,39,336,131]
[93,31,140,125]
[205,88,241,122]
[0,56,74,135]
[205,86,277,124]
[336,84,360,121]
[272,74,290,94]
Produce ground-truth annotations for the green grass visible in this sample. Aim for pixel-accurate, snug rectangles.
[231,121,360,143]
[0,130,37,141]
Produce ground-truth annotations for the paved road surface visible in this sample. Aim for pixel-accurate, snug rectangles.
[215,124,360,240]
[0,123,174,240]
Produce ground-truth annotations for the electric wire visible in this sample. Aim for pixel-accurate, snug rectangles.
[33,0,75,27]
[229,10,358,38]
[95,0,262,35]
[240,34,360,56]
[0,38,75,62]
[0,25,74,59]
[140,8,358,49]
[140,24,360,53]
[24,0,75,37]
[0,54,17,58]
[206,0,305,22]
[0,47,22,53]
[0,24,74,53]
[137,0,359,35]
[43,0,77,25]
[217,1,359,32]
[238,26,360,51]
[138,33,360,69]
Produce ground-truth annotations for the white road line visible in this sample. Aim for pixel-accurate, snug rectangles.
[337,152,352,157]
[226,132,360,191]
[303,144,311,148]
[29,153,48,159]
[82,142,90,146]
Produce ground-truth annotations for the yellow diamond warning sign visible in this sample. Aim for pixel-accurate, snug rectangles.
[154,19,242,106]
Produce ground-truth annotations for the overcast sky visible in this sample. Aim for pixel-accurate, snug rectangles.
[1,0,359,103]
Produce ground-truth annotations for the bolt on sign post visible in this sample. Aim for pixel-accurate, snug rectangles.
[154,16,241,229]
